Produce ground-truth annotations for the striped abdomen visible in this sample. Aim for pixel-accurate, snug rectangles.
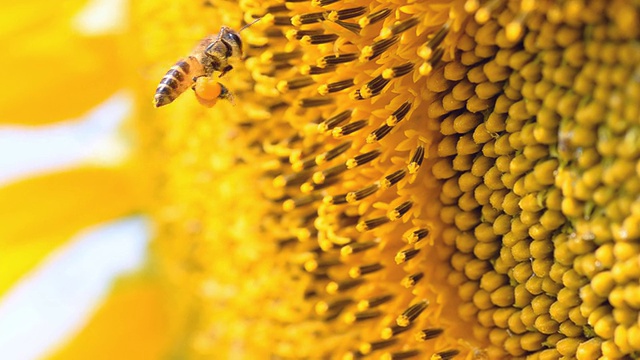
[154,57,203,107]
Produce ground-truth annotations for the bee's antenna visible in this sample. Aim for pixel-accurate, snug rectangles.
[240,17,262,32]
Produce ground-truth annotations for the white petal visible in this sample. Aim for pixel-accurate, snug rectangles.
[72,0,128,35]
[0,216,150,360]
[0,92,133,187]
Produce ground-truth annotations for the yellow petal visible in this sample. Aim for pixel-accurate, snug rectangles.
[0,232,78,298]
[0,166,149,296]
[0,1,88,36]
[46,274,172,360]
[0,1,126,125]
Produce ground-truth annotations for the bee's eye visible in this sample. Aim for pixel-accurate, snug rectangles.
[228,32,242,49]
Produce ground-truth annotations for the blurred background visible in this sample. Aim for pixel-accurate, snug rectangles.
[0,1,165,358]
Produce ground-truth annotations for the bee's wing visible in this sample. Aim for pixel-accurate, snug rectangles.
[193,34,218,54]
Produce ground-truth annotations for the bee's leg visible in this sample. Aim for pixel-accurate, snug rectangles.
[218,65,233,78]
[191,75,206,90]
[218,83,235,105]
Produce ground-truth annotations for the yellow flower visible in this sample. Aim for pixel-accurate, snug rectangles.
[134,0,640,359]
[135,0,640,358]
[8,0,635,358]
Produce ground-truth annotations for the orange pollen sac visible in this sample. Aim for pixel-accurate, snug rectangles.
[194,77,222,107]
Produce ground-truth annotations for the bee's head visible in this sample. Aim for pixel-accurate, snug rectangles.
[223,29,243,58]
[205,27,243,59]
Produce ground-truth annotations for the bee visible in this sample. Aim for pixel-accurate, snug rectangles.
[154,18,260,107]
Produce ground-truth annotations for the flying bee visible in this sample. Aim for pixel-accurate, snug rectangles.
[154,18,260,107]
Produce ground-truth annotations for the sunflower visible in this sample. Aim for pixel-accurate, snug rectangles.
[133,0,640,358]
[8,0,638,358]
